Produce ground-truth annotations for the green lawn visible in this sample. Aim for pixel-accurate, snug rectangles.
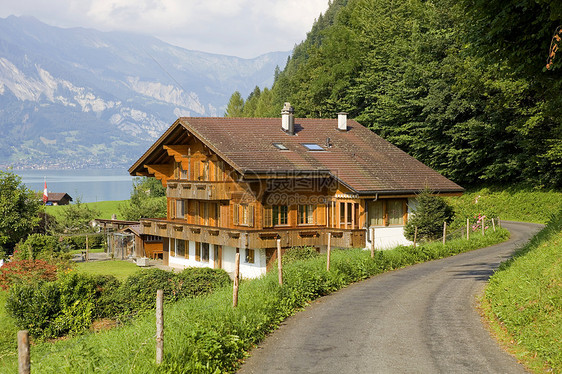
[73,260,141,281]
[46,200,128,220]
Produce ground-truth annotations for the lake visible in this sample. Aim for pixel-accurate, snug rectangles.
[11,169,135,203]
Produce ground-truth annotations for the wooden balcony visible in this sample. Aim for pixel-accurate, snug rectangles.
[140,219,365,249]
[166,181,232,200]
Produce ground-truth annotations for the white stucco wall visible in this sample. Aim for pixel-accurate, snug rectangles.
[168,241,267,279]
[365,197,416,250]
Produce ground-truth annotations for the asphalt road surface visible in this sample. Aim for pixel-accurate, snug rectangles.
[238,221,543,374]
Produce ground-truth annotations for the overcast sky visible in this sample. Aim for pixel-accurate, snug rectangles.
[0,0,329,59]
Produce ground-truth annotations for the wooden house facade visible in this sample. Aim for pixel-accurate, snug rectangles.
[129,105,463,278]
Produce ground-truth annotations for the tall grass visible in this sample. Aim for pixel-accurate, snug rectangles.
[484,210,562,373]
[0,229,509,373]
[447,187,562,224]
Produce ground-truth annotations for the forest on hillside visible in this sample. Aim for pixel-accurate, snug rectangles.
[225,0,562,189]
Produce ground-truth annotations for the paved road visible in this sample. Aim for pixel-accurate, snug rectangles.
[238,221,543,374]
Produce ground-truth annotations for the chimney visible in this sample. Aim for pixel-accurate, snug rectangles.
[281,102,295,135]
[338,112,348,131]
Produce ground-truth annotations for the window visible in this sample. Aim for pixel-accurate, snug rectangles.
[368,199,407,226]
[302,143,324,151]
[264,205,288,227]
[234,204,254,227]
[202,161,209,180]
[245,248,255,264]
[273,143,289,150]
[214,160,224,181]
[201,243,209,262]
[175,161,187,180]
[175,239,186,258]
[176,200,185,218]
[388,200,405,225]
[298,204,315,225]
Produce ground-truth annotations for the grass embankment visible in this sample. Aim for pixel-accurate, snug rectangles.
[0,229,509,373]
[482,210,562,373]
[46,200,127,220]
[447,187,562,224]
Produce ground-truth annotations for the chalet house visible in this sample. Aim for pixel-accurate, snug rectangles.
[46,192,73,205]
[129,104,463,278]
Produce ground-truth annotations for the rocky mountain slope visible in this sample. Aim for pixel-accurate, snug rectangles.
[0,16,289,168]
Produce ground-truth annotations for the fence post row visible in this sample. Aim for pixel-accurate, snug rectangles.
[276,239,283,286]
[370,227,375,258]
[233,252,240,307]
[327,233,331,272]
[156,289,164,364]
[18,330,30,374]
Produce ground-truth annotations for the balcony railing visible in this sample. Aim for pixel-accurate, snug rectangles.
[166,181,232,200]
[140,219,366,249]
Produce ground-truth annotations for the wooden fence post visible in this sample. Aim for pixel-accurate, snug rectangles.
[327,233,331,271]
[442,222,447,245]
[233,252,240,307]
[492,218,496,232]
[482,217,485,236]
[156,289,163,364]
[466,218,470,240]
[413,226,418,249]
[86,235,89,261]
[277,239,283,286]
[18,330,30,374]
[370,227,375,258]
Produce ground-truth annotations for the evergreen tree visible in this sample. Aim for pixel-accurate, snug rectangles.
[224,91,244,117]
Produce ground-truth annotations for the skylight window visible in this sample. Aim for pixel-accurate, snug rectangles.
[302,143,325,151]
[273,143,289,150]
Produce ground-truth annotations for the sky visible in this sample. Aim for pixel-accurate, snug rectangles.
[0,0,330,59]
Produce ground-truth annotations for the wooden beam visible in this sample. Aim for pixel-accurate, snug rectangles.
[145,164,173,187]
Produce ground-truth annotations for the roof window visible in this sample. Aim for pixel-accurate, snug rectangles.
[302,143,325,151]
[273,143,289,150]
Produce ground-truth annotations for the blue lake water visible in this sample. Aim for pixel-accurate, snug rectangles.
[11,169,135,203]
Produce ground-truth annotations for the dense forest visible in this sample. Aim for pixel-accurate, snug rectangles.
[225,0,561,189]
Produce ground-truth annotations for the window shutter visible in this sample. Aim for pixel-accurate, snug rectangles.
[249,206,254,227]
[264,206,273,227]
[233,203,239,225]
[317,204,326,226]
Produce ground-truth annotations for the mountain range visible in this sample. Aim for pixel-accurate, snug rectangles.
[0,15,290,169]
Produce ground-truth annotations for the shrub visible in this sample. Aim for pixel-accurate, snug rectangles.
[0,259,58,290]
[14,234,67,261]
[61,233,104,251]
[116,268,177,315]
[404,191,455,241]
[175,267,231,299]
[6,271,122,339]
[282,246,320,264]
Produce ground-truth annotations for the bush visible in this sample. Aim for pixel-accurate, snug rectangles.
[0,259,58,290]
[14,234,67,261]
[282,246,320,264]
[175,267,231,299]
[404,192,455,241]
[5,271,121,339]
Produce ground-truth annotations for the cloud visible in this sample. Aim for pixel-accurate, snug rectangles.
[0,0,329,58]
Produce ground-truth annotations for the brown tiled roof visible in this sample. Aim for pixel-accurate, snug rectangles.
[47,192,72,202]
[130,117,463,195]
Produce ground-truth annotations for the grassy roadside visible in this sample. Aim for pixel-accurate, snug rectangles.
[446,187,562,224]
[481,210,562,373]
[0,229,510,373]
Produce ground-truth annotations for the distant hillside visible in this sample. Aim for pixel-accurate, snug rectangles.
[0,16,290,169]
